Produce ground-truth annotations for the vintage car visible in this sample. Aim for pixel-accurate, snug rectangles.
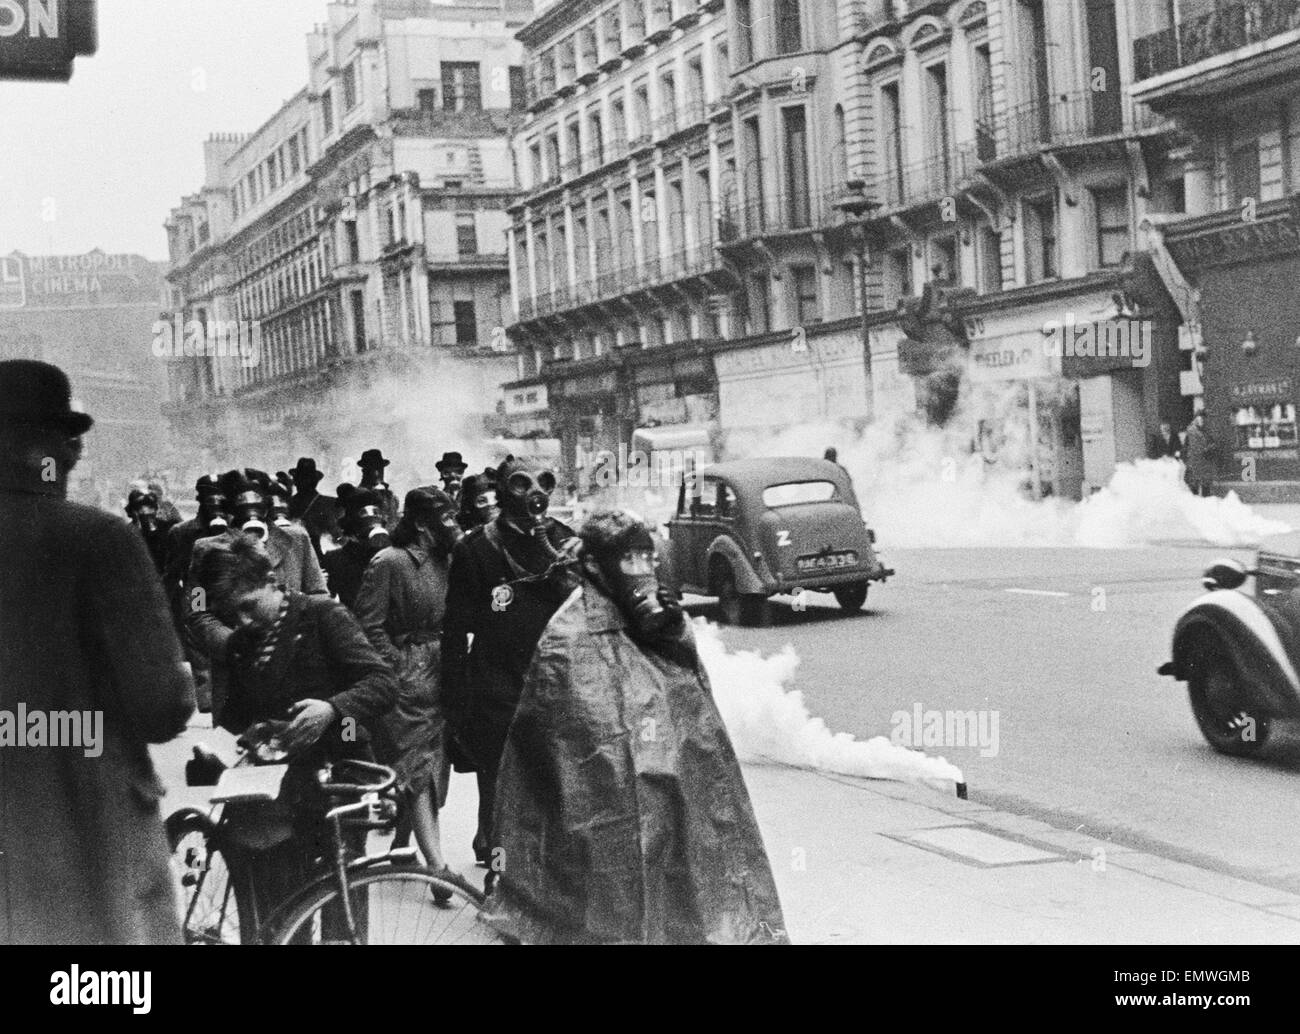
[660,457,892,626]
[1159,532,1300,757]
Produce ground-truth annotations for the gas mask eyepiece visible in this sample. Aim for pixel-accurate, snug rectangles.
[506,469,557,522]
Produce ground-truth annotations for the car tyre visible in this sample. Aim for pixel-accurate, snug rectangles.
[716,567,770,627]
[1186,640,1271,757]
[833,582,869,612]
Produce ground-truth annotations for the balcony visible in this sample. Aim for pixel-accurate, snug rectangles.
[653,110,680,139]
[1133,0,1300,110]
[875,154,963,211]
[718,188,850,243]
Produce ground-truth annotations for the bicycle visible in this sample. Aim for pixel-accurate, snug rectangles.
[168,749,503,945]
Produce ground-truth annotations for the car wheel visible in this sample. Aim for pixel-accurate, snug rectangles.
[1186,641,1272,757]
[716,567,770,627]
[833,582,869,612]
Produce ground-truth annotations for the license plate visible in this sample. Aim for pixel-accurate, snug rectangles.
[797,551,858,572]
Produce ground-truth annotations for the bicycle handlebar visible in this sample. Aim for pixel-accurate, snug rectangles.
[316,759,398,798]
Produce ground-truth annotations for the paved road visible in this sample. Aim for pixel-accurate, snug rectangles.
[707,543,1300,897]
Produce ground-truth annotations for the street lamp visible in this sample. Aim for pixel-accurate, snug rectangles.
[836,184,882,405]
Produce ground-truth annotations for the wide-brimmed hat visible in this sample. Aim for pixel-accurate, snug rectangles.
[435,451,468,475]
[289,457,324,485]
[358,449,390,469]
[0,360,94,434]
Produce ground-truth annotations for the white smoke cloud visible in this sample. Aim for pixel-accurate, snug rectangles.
[693,618,965,791]
[721,395,1289,550]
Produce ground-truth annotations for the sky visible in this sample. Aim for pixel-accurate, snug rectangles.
[0,0,332,260]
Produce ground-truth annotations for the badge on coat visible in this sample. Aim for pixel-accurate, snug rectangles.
[491,584,514,612]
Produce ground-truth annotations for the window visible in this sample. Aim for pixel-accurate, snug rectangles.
[267,155,279,192]
[792,264,819,324]
[886,247,913,306]
[744,115,764,230]
[763,481,837,508]
[624,0,646,41]
[713,36,729,97]
[751,273,771,333]
[288,137,301,175]
[351,289,367,352]
[321,88,335,134]
[979,225,1003,293]
[1092,186,1129,268]
[442,62,482,112]
[418,88,439,114]
[974,44,996,161]
[633,80,651,138]
[881,82,904,204]
[529,142,543,185]
[342,62,358,111]
[587,111,604,163]
[1231,136,1261,206]
[509,66,525,111]
[1026,195,1058,281]
[774,0,802,54]
[456,213,478,256]
[736,0,754,65]
[925,62,952,177]
[453,300,477,346]
[931,235,958,285]
[782,106,810,228]
[686,51,705,110]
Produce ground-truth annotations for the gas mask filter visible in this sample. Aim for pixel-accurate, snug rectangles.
[232,490,270,542]
[591,524,680,638]
[355,505,391,552]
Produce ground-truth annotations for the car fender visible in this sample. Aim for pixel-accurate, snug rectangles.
[1168,590,1300,718]
[705,534,765,595]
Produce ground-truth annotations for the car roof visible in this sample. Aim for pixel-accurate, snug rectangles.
[702,457,856,496]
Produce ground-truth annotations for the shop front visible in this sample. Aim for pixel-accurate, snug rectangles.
[1164,201,1300,496]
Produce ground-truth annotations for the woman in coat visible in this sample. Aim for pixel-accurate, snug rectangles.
[355,488,463,884]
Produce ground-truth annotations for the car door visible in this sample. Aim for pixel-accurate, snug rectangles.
[664,482,699,591]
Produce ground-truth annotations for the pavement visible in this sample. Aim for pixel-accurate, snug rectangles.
[159,712,1300,944]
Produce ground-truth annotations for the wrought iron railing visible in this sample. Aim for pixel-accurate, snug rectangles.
[1134,0,1300,81]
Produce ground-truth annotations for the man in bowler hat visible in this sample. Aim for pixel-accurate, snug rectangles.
[0,360,195,943]
[358,448,400,528]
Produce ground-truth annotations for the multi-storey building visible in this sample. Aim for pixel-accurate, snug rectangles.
[0,250,169,507]
[1131,0,1300,498]
[163,0,533,484]
[506,0,1201,499]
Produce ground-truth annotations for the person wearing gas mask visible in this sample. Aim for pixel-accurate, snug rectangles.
[267,476,295,531]
[357,449,400,529]
[455,472,499,532]
[442,456,579,865]
[287,458,338,562]
[486,509,788,944]
[434,451,468,506]
[355,488,464,895]
[321,488,392,612]
[186,469,328,723]
[164,474,234,713]
[125,487,177,575]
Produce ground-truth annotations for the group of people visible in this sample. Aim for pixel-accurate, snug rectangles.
[0,359,787,945]
[1149,412,1217,497]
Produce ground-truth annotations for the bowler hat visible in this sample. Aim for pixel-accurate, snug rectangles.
[358,449,390,470]
[435,451,468,475]
[0,360,94,434]
[290,457,324,485]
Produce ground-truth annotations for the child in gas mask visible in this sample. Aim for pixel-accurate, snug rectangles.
[485,509,788,944]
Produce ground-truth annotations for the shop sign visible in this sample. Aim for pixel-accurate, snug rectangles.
[504,383,548,415]
[969,333,1053,383]
[1166,217,1300,270]
[714,332,860,378]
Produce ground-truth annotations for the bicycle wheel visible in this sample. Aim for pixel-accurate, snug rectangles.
[267,866,504,945]
[166,811,245,945]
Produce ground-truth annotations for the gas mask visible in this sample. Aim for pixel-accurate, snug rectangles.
[353,505,391,553]
[232,490,270,542]
[502,468,557,526]
[589,526,682,639]
[198,492,230,532]
[126,492,159,533]
[432,506,465,553]
[269,495,292,528]
[473,491,499,526]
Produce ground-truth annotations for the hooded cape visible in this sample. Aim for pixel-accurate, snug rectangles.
[486,578,788,944]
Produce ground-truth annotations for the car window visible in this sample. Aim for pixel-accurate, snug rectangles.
[692,478,724,518]
[719,484,737,517]
[761,481,838,508]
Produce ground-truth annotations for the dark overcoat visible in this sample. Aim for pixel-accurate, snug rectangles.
[0,476,196,944]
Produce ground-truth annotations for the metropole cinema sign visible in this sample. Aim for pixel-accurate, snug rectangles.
[0,0,96,82]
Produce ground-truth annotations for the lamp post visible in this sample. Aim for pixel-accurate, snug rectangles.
[836,182,882,417]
